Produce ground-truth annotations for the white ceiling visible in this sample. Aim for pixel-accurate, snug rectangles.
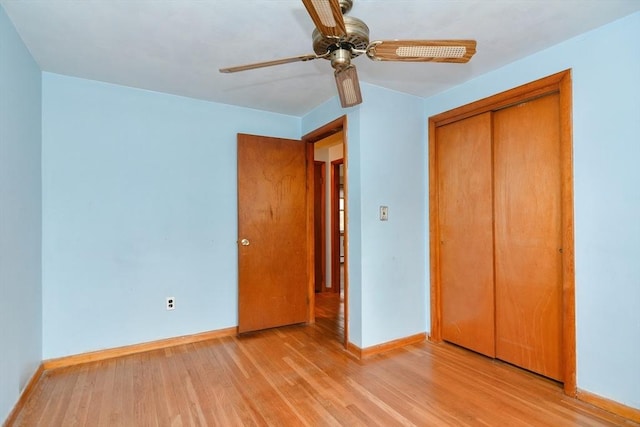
[2,1,639,116]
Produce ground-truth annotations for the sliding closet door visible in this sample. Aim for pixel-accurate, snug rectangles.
[437,112,495,357]
[493,94,563,381]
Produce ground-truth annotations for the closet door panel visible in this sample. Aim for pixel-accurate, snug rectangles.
[493,94,563,380]
[437,112,495,357]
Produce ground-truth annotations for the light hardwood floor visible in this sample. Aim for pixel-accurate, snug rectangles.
[9,293,638,426]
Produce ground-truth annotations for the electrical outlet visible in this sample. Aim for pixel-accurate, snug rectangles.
[166,297,175,310]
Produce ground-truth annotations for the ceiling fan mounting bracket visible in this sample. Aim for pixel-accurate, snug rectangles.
[365,40,383,60]
[339,0,353,14]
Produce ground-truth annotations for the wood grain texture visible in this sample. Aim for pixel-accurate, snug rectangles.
[429,70,569,127]
[8,295,637,427]
[330,159,344,294]
[558,72,577,396]
[237,134,309,333]
[301,0,346,38]
[42,328,237,370]
[578,390,640,424]
[493,93,563,381]
[437,112,496,358]
[2,364,44,427]
[347,333,429,362]
[314,161,326,293]
[307,140,316,323]
[359,333,427,359]
[429,70,576,394]
[428,118,442,343]
[369,39,477,63]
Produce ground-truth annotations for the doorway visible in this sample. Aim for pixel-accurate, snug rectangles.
[304,116,348,347]
[314,161,326,293]
[330,159,345,296]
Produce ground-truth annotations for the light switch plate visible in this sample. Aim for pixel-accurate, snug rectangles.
[380,206,389,221]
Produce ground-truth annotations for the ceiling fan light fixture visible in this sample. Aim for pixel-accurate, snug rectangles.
[396,45,467,58]
[330,47,352,70]
[335,65,362,108]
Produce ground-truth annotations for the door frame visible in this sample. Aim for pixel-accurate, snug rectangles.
[330,158,344,294]
[428,70,576,395]
[314,160,327,293]
[303,116,349,348]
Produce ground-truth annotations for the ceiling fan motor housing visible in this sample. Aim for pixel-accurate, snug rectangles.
[312,16,370,59]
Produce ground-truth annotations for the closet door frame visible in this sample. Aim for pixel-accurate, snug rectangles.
[428,70,576,396]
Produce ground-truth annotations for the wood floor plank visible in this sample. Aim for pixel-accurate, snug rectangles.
[131,352,157,427]
[8,294,639,426]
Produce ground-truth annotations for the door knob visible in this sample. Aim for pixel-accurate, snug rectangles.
[240,238,250,246]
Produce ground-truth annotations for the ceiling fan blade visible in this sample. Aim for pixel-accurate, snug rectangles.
[366,40,477,63]
[219,54,319,73]
[302,0,347,39]
[334,65,362,108]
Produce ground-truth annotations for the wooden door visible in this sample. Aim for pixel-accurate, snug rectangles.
[493,94,563,381]
[437,112,496,357]
[237,134,309,334]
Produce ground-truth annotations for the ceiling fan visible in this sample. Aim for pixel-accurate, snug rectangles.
[219,0,477,108]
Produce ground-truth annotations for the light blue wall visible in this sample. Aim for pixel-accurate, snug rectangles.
[42,73,300,358]
[424,12,640,409]
[357,85,426,347]
[0,6,42,422]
